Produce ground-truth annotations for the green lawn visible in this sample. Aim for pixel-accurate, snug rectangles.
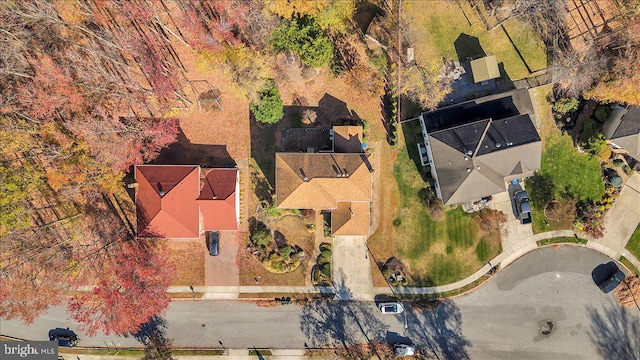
[625,224,640,265]
[390,141,502,286]
[536,236,587,247]
[404,1,547,80]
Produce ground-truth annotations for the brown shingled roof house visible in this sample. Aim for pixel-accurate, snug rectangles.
[418,89,542,206]
[134,165,239,238]
[276,126,373,236]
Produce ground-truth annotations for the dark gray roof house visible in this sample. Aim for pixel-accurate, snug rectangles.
[418,89,542,206]
[603,106,640,162]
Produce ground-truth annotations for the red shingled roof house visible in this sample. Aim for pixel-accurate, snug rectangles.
[134,165,239,238]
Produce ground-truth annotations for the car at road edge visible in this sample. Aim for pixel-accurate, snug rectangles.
[598,269,626,293]
[394,344,416,356]
[378,302,404,314]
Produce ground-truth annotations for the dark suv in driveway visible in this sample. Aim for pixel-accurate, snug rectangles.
[206,231,220,256]
[514,190,532,224]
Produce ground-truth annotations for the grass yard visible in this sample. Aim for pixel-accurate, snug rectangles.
[404,1,546,80]
[536,236,587,247]
[625,224,640,266]
[368,138,502,287]
[167,241,205,286]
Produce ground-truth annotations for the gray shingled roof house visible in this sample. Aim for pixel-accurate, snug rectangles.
[418,89,542,206]
[603,105,640,162]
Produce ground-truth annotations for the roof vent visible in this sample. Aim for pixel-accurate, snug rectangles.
[303,176,309,181]
[464,156,469,161]
[466,168,471,173]
[496,143,501,148]
[477,166,481,170]
[467,150,472,156]
[159,191,165,196]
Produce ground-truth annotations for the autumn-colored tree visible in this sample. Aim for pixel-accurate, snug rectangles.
[17,54,85,121]
[176,1,249,52]
[68,239,175,336]
[267,0,329,18]
[210,45,273,101]
[584,17,640,105]
[399,63,452,110]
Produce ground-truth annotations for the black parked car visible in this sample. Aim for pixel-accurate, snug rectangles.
[48,328,79,347]
[514,190,532,224]
[599,269,626,293]
[207,231,220,256]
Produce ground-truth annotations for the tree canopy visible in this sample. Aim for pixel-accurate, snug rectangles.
[250,84,284,124]
[271,16,334,68]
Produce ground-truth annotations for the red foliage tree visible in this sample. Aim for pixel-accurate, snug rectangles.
[67,239,175,336]
[176,1,248,51]
[17,54,85,120]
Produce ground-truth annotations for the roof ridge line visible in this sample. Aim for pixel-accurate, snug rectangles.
[472,119,492,157]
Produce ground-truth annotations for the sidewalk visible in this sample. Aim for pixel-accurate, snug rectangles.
[59,349,312,360]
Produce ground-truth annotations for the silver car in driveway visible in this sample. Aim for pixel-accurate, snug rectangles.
[378,302,404,314]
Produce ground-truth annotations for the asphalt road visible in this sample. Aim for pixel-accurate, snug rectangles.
[2,247,639,359]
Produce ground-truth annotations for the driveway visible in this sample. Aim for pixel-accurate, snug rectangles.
[331,235,373,300]
[204,231,240,286]
[490,182,533,251]
[597,173,640,252]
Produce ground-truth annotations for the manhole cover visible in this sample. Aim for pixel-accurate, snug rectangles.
[539,320,554,336]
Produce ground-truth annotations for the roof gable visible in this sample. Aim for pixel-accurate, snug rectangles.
[429,115,542,205]
[135,165,239,237]
[276,153,372,209]
[135,165,200,238]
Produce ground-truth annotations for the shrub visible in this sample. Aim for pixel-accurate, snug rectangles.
[251,84,284,124]
[321,249,332,259]
[319,242,332,251]
[280,245,293,260]
[392,218,402,227]
[428,200,445,221]
[624,164,634,175]
[594,105,611,123]
[271,16,333,68]
[552,97,579,115]
[319,263,331,277]
[251,228,274,247]
[608,174,623,188]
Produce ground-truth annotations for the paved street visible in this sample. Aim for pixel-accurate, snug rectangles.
[2,247,639,359]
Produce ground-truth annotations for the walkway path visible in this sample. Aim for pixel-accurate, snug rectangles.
[595,172,640,254]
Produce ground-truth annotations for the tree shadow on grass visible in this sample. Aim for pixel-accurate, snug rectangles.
[405,300,472,360]
[587,301,640,359]
[300,269,389,358]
